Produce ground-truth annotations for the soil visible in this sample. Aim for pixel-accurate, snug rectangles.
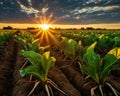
[0,37,120,96]
[0,38,18,95]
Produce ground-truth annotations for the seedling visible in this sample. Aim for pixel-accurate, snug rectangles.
[80,42,120,96]
[0,32,12,45]
[14,32,40,52]
[61,37,84,62]
[20,51,67,96]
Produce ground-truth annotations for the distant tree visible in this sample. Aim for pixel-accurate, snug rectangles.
[81,27,85,30]
[86,27,94,30]
[55,27,61,30]
[27,27,36,30]
[73,28,77,30]
[96,28,107,30]
[3,26,13,29]
[96,28,102,30]
[103,28,107,30]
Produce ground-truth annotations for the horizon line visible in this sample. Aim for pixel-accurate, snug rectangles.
[0,23,120,29]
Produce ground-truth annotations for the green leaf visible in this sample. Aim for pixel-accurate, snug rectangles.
[101,48,120,81]
[41,52,56,79]
[75,40,84,57]
[83,42,100,67]
[20,51,55,82]
[64,39,77,58]
[14,32,40,52]
[108,48,120,58]
[61,37,68,48]
[81,42,100,83]
[22,51,41,66]
[20,65,45,82]
[0,32,11,45]
[32,38,39,44]
[39,45,50,53]
[44,51,50,60]
[80,65,99,83]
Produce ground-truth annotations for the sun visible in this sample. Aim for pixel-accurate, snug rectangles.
[35,15,60,46]
[40,24,50,30]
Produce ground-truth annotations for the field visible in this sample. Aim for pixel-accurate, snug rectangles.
[0,29,120,96]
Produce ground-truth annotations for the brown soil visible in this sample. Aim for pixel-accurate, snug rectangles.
[0,38,120,96]
[0,38,18,95]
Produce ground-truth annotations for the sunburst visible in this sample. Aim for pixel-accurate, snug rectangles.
[40,24,50,30]
[35,15,60,46]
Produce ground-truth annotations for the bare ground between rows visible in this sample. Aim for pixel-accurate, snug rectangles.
[0,38,18,96]
[0,38,120,96]
[0,39,81,96]
[12,45,81,96]
[50,47,120,96]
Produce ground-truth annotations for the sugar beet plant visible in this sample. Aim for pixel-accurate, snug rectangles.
[20,51,67,96]
[0,32,12,45]
[14,32,40,52]
[60,37,84,63]
[80,42,120,96]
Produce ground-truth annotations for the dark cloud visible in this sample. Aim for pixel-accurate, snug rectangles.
[0,0,120,24]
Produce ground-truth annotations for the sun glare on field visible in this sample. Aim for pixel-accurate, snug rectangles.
[35,15,60,46]
[40,24,50,30]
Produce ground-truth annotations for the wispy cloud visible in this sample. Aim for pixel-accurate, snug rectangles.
[41,6,49,14]
[17,0,39,15]
[86,0,98,4]
[27,0,32,6]
[71,5,120,15]
[0,1,3,5]
[17,0,50,18]
[0,0,120,24]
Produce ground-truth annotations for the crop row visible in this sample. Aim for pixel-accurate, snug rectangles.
[0,30,120,96]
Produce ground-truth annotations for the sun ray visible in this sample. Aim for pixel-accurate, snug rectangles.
[49,28,60,34]
[33,13,61,46]
[40,24,50,30]
[39,31,45,45]
[46,14,52,24]
[47,31,60,45]
[35,30,42,38]
[44,30,50,44]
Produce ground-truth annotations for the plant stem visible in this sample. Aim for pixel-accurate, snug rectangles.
[91,86,98,96]
[27,81,40,96]
[105,82,120,96]
[45,84,51,96]
[99,85,104,96]
[47,78,68,96]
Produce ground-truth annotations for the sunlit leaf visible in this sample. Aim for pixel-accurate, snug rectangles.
[81,42,100,83]
[101,48,120,81]
[20,51,55,82]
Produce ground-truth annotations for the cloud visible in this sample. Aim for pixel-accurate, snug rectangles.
[70,5,120,15]
[41,6,49,14]
[27,0,32,6]
[86,0,102,4]
[0,0,120,24]
[17,0,39,15]
[0,1,3,5]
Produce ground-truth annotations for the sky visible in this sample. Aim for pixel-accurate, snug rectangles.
[0,0,120,29]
